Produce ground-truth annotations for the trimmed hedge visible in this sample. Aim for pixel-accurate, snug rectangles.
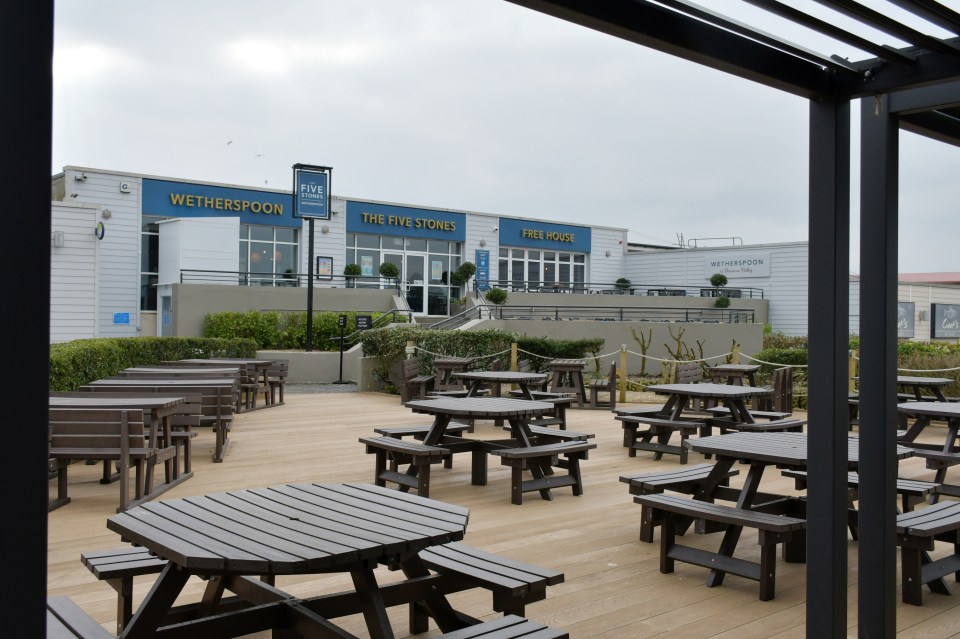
[203,310,408,351]
[50,336,258,392]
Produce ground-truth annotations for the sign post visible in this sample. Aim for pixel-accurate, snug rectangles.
[292,163,332,352]
[334,314,348,384]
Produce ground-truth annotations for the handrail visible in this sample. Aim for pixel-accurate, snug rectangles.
[484,280,764,299]
[329,310,414,344]
[426,304,754,328]
[180,269,402,294]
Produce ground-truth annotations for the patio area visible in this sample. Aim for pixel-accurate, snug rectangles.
[46,389,960,637]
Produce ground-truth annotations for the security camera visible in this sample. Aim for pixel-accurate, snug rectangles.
[492,227,498,232]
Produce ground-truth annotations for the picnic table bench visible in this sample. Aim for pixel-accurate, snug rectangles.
[617,414,709,464]
[48,408,175,512]
[634,492,806,601]
[896,500,960,605]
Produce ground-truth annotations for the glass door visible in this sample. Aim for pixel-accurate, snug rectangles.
[404,253,427,315]
[383,253,403,292]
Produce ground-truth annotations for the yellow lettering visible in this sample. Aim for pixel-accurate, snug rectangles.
[274,203,282,215]
[214,198,223,209]
[185,195,195,206]
[203,197,214,208]
[170,193,186,205]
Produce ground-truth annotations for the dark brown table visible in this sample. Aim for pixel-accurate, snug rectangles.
[452,370,548,400]
[546,358,587,407]
[431,356,477,392]
[647,382,772,424]
[106,482,471,639]
[81,378,237,462]
[405,397,563,497]
[683,432,914,587]
[708,364,760,386]
[49,394,192,492]
[173,358,274,410]
[897,401,960,499]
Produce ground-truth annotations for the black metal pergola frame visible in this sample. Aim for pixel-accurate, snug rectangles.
[503,2,960,637]
[7,1,960,636]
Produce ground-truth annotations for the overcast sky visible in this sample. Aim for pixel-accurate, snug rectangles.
[53,1,960,273]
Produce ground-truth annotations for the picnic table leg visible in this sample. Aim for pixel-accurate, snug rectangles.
[121,562,191,639]
[929,418,960,504]
[350,563,395,639]
[399,554,469,634]
[705,462,766,588]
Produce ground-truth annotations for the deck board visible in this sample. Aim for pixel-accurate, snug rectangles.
[47,391,960,637]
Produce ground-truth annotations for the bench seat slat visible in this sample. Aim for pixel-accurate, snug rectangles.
[634,493,805,531]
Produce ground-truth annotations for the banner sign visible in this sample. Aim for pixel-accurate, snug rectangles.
[142,179,299,228]
[346,201,466,241]
[293,165,331,219]
[702,251,771,278]
[931,303,960,339]
[897,301,915,339]
[497,217,591,253]
[475,249,490,291]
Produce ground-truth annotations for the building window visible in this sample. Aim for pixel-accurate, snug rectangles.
[140,217,162,311]
[496,247,587,291]
[240,224,300,286]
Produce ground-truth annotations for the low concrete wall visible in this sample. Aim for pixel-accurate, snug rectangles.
[258,346,364,384]
[172,283,398,338]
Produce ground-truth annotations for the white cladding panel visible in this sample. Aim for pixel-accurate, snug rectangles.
[589,227,628,287]
[50,202,98,342]
[625,242,810,336]
[64,169,141,337]
[159,217,240,286]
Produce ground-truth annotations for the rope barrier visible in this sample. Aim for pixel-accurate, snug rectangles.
[622,349,732,364]
[740,353,807,368]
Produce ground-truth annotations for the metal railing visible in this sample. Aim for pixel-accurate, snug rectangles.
[180,269,402,294]
[484,280,764,299]
[428,304,755,328]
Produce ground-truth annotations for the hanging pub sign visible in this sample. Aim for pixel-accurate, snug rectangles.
[292,164,331,220]
[897,301,915,339]
[931,303,960,339]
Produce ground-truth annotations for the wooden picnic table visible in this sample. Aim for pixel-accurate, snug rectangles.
[647,382,772,424]
[170,358,274,409]
[546,358,587,407]
[81,377,237,462]
[854,375,954,402]
[431,356,477,392]
[677,432,914,594]
[897,401,960,500]
[105,482,474,638]
[49,394,193,492]
[708,364,761,386]
[405,397,582,500]
[452,370,548,400]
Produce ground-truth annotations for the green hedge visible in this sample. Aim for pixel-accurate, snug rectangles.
[203,310,408,351]
[359,325,606,394]
[49,336,258,391]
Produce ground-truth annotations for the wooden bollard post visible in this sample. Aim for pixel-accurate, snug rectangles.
[731,344,741,364]
[511,342,518,372]
[619,345,628,403]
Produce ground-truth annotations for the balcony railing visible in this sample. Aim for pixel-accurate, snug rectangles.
[486,280,764,299]
[180,269,402,293]
[430,304,755,327]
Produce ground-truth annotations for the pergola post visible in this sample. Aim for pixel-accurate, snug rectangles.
[806,96,851,638]
[857,93,902,639]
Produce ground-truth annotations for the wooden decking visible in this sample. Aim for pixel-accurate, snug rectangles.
[47,391,960,637]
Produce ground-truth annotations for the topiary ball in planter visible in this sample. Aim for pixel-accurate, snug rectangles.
[485,287,508,305]
[378,262,399,278]
[714,295,731,308]
[709,272,728,288]
[343,263,362,277]
[615,277,631,293]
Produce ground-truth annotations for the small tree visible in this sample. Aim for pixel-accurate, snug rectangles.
[485,287,508,305]
[714,295,731,308]
[378,262,400,279]
[709,272,728,288]
[615,277,632,293]
[344,263,361,288]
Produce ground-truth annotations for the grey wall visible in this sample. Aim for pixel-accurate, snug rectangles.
[171,283,399,337]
